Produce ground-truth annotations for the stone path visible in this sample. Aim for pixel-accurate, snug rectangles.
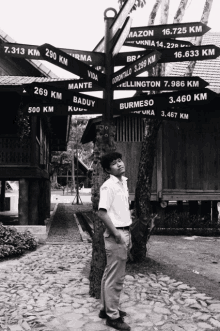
[46,204,82,243]
[0,243,220,331]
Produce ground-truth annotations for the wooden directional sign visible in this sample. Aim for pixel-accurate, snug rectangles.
[158,44,220,63]
[113,45,220,66]
[0,43,105,66]
[113,89,217,113]
[110,0,135,39]
[37,44,106,88]
[23,82,105,111]
[127,22,210,40]
[111,16,132,57]
[112,50,161,87]
[40,79,102,92]
[113,108,191,121]
[23,103,103,116]
[114,76,209,90]
[114,50,151,66]
[124,38,192,49]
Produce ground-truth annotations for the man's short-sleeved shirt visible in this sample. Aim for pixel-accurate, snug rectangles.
[98,174,132,228]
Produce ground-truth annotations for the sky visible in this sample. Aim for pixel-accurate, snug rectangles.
[1,0,220,102]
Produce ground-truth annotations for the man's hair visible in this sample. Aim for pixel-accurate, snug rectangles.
[100,152,122,171]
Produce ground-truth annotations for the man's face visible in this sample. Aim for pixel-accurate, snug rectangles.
[107,158,125,177]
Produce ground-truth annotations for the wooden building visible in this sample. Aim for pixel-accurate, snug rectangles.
[51,155,92,188]
[0,28,71,225]
[81,33,220,215]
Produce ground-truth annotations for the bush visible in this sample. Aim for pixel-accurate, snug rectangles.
[155,211,220,236]
[51,182,64,190]
[0,222,38,259]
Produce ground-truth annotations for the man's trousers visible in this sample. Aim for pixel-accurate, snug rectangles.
[101,229,131,319]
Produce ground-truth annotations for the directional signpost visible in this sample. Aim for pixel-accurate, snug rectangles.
[112,50,161,86]
[158,44,220,63]
[37,43,106,88]
[112,89,217,118]
[1,0,218,209]
[0,43,105,66]
[113,44,220,66]
[44,79,102,92]
[126,22,211,40]
[1,0,217,127]
[24,82,105,111]
[114,76,209,90]
[23,103,103,116]
[124,38,192,49]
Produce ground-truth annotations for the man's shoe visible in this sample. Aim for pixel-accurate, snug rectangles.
[99,309,127,319]
[106,316,131,330]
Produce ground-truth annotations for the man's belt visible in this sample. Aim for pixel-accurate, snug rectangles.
[116,226,130,230]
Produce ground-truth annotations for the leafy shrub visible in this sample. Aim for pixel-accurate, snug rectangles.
[0,222,38,259]
[155,211,220,236]
[51,182,64,190]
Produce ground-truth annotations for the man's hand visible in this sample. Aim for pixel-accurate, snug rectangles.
[114,230,126,245]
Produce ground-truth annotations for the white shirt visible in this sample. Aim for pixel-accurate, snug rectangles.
[98,174,132,227]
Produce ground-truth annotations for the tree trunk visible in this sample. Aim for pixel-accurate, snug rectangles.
[131,0,192,262]
[89,122,116,298]
[131,0,169,262]
[131,119,162,261]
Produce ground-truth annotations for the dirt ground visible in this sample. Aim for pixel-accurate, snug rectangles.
[131,235,220,300]
[79,209,220,301]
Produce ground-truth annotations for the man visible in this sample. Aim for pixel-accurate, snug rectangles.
[98,152,132,331]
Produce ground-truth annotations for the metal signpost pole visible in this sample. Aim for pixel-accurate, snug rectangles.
[103,9,117,123]
[72,119,83,205]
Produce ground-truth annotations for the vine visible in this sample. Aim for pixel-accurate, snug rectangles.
[14,100,30,142]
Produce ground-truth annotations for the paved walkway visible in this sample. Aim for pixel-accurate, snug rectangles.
[1,209,220,330]
[1,245,220,330]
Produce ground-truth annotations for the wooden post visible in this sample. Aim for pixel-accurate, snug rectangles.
[18,179,29,225]
[45,179,51,220]
[38,179,51,225]
[28,179,40,225]
[177,201,183,213]
[189,201,198,215]
[0,180,6,212]
[30,117,37,166]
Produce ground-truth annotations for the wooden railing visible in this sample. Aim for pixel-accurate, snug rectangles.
[0,136,31,165]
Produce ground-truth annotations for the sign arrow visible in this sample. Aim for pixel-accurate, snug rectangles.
[0,43,105,66]
[23,82,105,111]
[114,50,152,66]
[23,103,103,116]
[111,50,161,87]
[113,76,209,90]
[113,89,217,112]
[113,45,220,66]
[110,0,136,38]
[158,44,220,63]
[124,38,192,49]
[113,108,191,121]
[111,16,132,57]
[44,79,103,92]
[127,22,211,40]
[37,43,106,88]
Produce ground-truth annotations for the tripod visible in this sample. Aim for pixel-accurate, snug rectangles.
[72,185,83,205]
